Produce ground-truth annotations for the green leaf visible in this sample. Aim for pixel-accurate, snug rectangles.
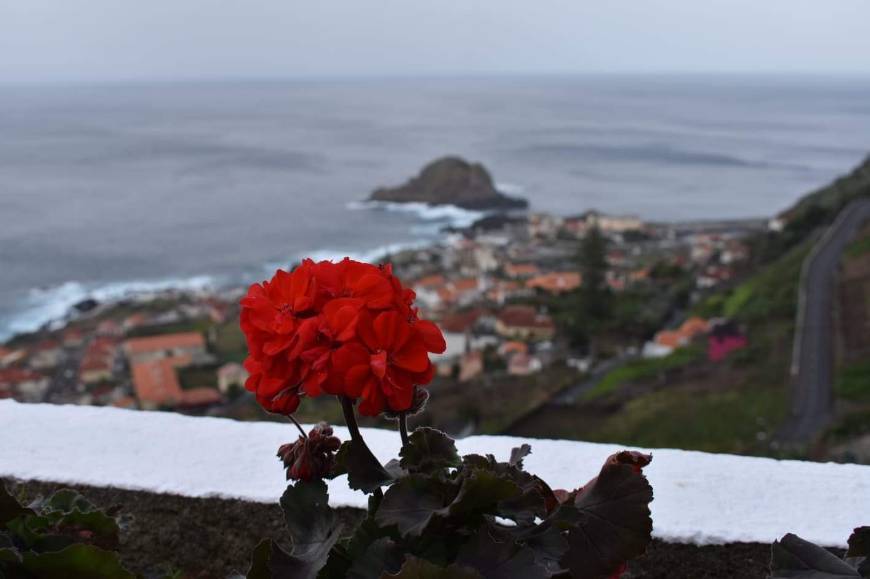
[769,533,861,578]
[279,480,338,559]
[247,534,342,579]
[0,482,32,526]
[558,451,654,579]
[41,489,98,514]
[346,537,403,579]
[459,453,556,523]
[333,440,394,493]
[455,526,549,579]
[381,556,483,579]
[375,476,454,537]
[440,470,521,519]
[246,538,273,579]
[0,546,22,564]
[848,527,870,558]
[399,428,461,474]
[21,543,135,579]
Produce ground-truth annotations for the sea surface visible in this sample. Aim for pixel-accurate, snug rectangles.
[1,75,869,339]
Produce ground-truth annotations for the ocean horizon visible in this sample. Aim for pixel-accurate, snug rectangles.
[1,74,869,339]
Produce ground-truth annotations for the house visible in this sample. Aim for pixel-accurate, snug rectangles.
[504,263,540,279]
[29,340,62,370]
[495,306,555,341]
[124,332,206,364]
[63,328,85,348]
[507,352,543,376]
[527,272,581,294]
[0,368,49,402]
[648,317,710,358]
[436,278,481,308]
[527,213,563,239]
[217,362,249,394]
[458,350,484,382]
[708,321,748,362]
[131,356,222,410]
[585,211,643,233]
[79,337,119,384]
[0,347,25,368]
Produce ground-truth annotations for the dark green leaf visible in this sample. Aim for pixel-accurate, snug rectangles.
[511,523,569,574]
[440,470,521,519]
[247,539,273,579]
[848,527,870,558]
[508,445,531,469]
[769,533,860,578]
[459,453,557,519]
[559,451,653,579]
[247,534,342,579]
[0,546,22,564]
[41,489,98,514]
[399,428,461,474]
[347,537,404,579]
[381,556,483,579]
[21,543,135,579]
[375,476,454,537]
[333,440,393,493]
[0,482,32,525]
[279,480,338,559]
[455,526,549,579]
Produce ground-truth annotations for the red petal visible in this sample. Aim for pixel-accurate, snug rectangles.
[415,320,446,354]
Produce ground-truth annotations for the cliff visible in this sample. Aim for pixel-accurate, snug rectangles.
[369,156,528,210]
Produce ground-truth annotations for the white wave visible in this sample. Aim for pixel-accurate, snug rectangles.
[263,239,435,275]
[0,275,217,341]
[347,200,485,229]
[495,182,526,196]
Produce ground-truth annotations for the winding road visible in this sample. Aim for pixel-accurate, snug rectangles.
[777,198,870,445]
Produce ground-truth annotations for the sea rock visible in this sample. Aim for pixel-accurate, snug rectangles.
[369,156,527,210]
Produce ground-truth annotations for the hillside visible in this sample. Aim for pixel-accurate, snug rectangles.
[511,156,870,459]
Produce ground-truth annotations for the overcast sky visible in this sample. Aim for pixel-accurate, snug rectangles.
[2,0,870,83]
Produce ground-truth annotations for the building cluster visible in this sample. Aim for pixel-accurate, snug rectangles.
[0,290,247,412]
[1,208,760,412]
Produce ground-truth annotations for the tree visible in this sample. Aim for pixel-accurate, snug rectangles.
[574,225,611,354]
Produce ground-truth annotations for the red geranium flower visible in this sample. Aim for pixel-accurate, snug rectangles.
[239,258,445,417]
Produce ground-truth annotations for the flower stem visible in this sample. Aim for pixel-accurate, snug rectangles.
[398,412,410,448]
[339,395,364,442]
[288,415,307,438]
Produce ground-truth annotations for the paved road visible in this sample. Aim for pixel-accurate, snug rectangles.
[778,198,870,445]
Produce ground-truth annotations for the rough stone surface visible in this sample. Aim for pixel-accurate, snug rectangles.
[370,156,527,209]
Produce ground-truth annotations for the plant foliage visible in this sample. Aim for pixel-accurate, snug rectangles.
[769,527,869,578]
[0,481,135,578]
[249,428,654,579]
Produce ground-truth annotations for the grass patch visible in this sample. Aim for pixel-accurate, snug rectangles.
[845,234,870,258]
[177,365,218,391]
[584,344,704,400]
[213,321,247,364]
[834,360,870,401]
[581,383,787,454]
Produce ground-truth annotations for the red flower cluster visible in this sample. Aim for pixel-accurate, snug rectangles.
[240,258,446,416]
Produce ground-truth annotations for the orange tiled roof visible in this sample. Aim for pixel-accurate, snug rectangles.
[124,332,205,356]
[497,305,554,330]
[131,358,183,405]
[527,272,581,293]
[654,330,683,349]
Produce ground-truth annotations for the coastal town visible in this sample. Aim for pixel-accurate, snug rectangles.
[0,206,763,430]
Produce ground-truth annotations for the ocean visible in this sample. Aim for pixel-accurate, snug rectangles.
[1,75,869,339]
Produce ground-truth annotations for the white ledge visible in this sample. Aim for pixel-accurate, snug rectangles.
[2,399,867,547]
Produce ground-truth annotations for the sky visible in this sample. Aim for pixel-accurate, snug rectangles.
[1,0,870,83]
